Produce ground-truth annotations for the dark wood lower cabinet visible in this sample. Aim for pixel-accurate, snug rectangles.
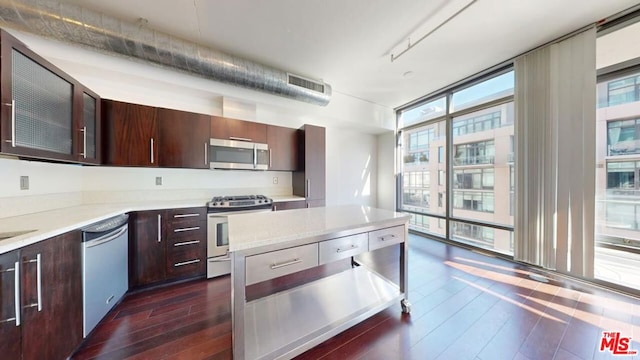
[21,231,83,360]
[129,210,166,288]
[0,250,21,360]
[130,208,207,289]
[0,231,82,360]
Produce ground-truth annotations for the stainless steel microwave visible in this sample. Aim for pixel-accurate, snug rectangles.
[209,138,269,170]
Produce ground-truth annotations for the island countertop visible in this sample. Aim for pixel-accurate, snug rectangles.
[227,205,410,253]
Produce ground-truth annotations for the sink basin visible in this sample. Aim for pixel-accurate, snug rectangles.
[0,229,37,240]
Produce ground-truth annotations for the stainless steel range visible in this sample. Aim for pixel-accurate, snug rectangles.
[206,195,273,278]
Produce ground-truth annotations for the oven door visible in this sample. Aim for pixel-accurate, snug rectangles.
[207,215,229,258]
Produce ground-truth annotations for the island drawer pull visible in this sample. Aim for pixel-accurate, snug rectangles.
[270,258,302,270]
[173,213,201,218]
[174,226,200,233]
[174,259,200,267]
[336,244,358,253]
[174,240,200,247]
[379,234,396,241]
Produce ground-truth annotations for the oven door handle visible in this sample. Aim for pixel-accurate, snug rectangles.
[208,256,231,262]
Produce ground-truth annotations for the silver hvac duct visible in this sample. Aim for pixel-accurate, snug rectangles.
[0,0,332,106]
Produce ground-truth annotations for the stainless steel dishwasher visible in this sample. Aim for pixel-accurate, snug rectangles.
[81,214,129,338]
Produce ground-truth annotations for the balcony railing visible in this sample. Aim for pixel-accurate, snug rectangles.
[453,155,495,166]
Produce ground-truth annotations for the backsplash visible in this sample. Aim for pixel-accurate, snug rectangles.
[0,157,292,218]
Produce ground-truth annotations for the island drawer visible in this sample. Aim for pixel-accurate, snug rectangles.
[245,244,319,285]
[368,225,405,251]
[319,233,368,265]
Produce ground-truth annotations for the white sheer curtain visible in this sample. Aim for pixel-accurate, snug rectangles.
[514,28,596,278]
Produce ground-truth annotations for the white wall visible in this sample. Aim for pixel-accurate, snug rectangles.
[0,31,395,217]
[325,128,378,207]
[376,131,397,211]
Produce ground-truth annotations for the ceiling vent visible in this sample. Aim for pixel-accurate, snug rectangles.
[0,0,332,106]
[287,74,326,94]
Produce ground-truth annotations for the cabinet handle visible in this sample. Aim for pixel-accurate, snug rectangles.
[270,258,301,270]
[379,234,396,241]
[4,100,15,147]
[336,244,359,253]
[174,259,200,267]
[150,138,155,164]
[23,255,42,311]
[174,240,200,247]
[174,213,200,218]
[15,261,20,326]
[204,142,208,165]
[273,205,277,211]
[80,126,87,158]
[36,254,42,311]
[174,226,200,233]
[253,144,257,169]
[229,136,251,142]
[157,214,162,242]
[0,262,19,325]
[269,150,272,168]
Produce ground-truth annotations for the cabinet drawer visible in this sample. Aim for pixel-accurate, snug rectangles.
[166,247,205,278]
[166,221,205,238]
[319,233,368,265]
[245,244,318,285]
[165,207,207,222]
[368,225,405,251]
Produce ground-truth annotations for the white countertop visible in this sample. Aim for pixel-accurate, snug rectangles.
[0,199,207,254]
[227,205,410,252]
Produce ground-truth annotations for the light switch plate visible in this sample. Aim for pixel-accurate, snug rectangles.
[272,177,278,184]
[20,176,29,190]
[155,176,162,186]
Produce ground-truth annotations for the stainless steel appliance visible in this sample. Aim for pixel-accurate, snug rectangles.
[207,195,273,278]
[81,214,129,338]
[209,138,269,170]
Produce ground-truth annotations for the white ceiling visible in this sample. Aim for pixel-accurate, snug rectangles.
[58,0,639,109]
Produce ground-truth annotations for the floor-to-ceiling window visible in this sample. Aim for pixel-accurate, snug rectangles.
[398,70,515,255]
[595,18,640,290]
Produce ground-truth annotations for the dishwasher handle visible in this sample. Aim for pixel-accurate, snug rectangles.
[85,226,128,248]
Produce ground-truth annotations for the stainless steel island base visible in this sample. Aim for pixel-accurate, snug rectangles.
[228,205,410,360]
[244,266,402,360]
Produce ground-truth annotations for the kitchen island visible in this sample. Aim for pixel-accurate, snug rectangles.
[227,205,411,360]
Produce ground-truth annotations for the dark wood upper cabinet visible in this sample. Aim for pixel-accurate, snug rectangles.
[76,86,102,165]
[293,125,326,206]
[266,125,299,171]
[102,99,159,167]
[158,108,210,169]
[0,30,101,164]
[211,116,267,143]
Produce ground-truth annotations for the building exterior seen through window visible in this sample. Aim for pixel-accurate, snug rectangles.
[399,70,514,255]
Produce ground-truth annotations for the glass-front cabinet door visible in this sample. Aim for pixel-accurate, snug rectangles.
[0,30,100,164]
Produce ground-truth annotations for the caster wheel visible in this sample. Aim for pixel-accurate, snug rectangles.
[401,299,411,314]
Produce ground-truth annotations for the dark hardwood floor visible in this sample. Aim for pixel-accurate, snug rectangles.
[72,235,640,360]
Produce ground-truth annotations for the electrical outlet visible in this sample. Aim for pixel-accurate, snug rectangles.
[155,176,162,186]
[272,177,278,185]
[20,176,29,190]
